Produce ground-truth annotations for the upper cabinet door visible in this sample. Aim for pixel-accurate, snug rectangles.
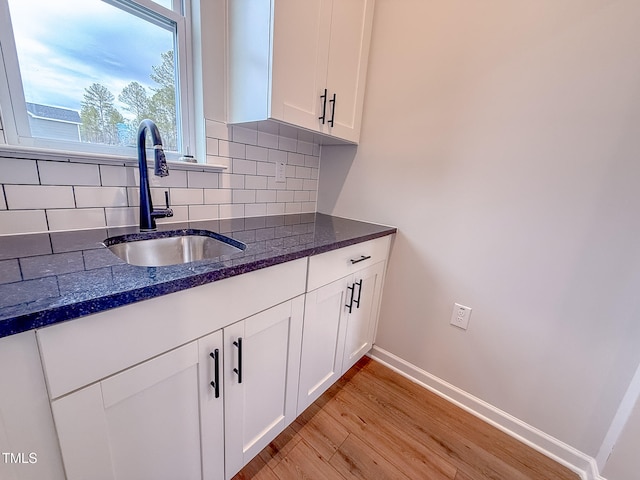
[271,0,332,131]
[227,0,375,144]
[324,0,375,142]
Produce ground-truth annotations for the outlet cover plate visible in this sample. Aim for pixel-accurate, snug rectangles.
[450,303,472,330]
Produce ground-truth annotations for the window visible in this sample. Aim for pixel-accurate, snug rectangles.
[0,0,194,157]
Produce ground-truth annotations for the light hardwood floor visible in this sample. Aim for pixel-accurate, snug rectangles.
[233,357,580,480]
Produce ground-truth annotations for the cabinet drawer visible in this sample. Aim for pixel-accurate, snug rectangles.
[307,235,390,291]
[38,258,307,400]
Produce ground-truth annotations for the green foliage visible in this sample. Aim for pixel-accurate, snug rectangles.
[79,51,177,150]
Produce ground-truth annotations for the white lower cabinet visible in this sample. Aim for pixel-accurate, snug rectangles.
[49,298,304,480]
[52,331,224,480]
[298,252,388,414]
[35,239,393,479]
[223,297,303,479]
[0,332,65,480]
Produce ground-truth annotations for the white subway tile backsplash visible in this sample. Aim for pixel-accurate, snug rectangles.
[170,188,204,205]
[256,190,276,203]
[5,185,75,210]
[305,155,320,168]
[287,152,305,166]
[286,178,304,191]
[246,145,269,162]
[1,125,319,235]
[268,177,284,190]
[188,204,219,221]
[245,175,268,190]
[205,119,230,140]
[100,165,136,187]
[278,135,298,153]
[245,203,267,217]
[303,179,317,191]
[257,121,280,135]
[219,173,245,189]
[295,166,311,179]
[39,161,100,186]
[232,126,258,145]
[294,191,310,203]
[285,202,302,214]
[74,186,128,208]
[219,140,246,159]
[204,189,232,205]
[297,141,314,155]
[0,158,39,184]
[105,207,137,227]
[232,159,257,175]
[276,190,295,203]
[219,204,244,219]
[267,148,287,163]
[187,171,219,189]
[266,203,285,215]
[206,137,219,156]
[232,189,256,204]
[256,161,273,177]
[47,208,105,231]
[257,131,279,149]
[278,124,298,140]
[301,202,316,213]
[0,210,48,234]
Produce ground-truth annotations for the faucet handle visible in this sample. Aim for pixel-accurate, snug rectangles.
[164,190,170,209]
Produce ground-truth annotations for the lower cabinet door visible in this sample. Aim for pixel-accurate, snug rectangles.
[297,276,350,415]
[341,261,385,373]
[224,297,303,479]
[51,337,224,480]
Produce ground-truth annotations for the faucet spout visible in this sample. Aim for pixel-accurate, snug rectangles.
[137,119,173,231]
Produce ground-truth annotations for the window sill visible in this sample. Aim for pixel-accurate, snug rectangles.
[0,144,228,172]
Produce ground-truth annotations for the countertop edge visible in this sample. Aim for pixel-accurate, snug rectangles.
[1,228,396,338]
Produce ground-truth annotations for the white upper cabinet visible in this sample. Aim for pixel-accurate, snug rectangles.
[228,0,375,144]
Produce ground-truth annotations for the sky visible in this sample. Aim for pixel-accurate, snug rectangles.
[7,0,175,114]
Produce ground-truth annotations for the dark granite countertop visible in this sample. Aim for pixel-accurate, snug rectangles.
[0,213,396,338]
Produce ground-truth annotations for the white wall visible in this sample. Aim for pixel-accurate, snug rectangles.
[319,0,640,463]
[603,394,640,479]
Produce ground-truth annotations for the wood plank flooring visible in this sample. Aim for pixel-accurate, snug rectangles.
[233,357,580,480]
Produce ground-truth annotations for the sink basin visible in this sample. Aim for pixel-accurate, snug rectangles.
[103,229,246,267]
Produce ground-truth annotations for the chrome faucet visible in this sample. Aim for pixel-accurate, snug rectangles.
[137,119,173,231]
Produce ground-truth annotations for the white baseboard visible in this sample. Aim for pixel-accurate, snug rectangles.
[368,345,606,480]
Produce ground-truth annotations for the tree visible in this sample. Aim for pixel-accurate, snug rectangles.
[119,81,150,122]
[149,51,177,150]
[80,83,122,144]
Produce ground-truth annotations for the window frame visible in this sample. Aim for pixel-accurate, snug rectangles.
[0,0,196,160]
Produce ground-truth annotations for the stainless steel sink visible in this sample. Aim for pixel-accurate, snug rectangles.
[103,229,246,267]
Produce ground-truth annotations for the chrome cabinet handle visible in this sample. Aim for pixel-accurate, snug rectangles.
[209,349,220,398]
[233,337,243,384]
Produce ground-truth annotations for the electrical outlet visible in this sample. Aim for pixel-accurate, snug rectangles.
[275,161,286,182]
[450,303,472,330]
